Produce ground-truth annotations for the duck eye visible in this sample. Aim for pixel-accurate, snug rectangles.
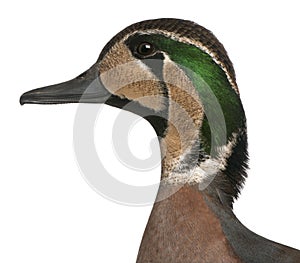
[137,42,155,57]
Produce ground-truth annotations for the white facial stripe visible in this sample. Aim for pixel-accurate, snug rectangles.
[160,55,205,175]
[163,54,205,125]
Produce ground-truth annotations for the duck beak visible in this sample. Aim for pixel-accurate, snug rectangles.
[20,64,111,105]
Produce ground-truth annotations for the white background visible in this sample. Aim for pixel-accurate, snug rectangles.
[1,0,300,262]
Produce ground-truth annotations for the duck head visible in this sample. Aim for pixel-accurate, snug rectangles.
[20,18,248,207]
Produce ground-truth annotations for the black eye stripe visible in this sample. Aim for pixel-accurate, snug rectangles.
[126,34,160,59]
[125,34,165,80]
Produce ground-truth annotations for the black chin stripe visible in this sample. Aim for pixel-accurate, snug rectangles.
[141,53,165,81]
[142,53,169,139]
[141,53,169,139]
[125,35,169,138]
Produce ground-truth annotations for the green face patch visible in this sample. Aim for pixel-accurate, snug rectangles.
[138,34,246,156]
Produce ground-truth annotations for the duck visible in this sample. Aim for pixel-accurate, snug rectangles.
[20,18,300,263]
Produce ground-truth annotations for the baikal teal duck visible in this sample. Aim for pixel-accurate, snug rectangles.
[20,19,300,263]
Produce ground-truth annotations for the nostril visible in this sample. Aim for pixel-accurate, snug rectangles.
[76,71,88,79]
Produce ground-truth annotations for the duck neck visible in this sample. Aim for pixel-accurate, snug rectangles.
[137,183,241,263]
[153,45,248,192]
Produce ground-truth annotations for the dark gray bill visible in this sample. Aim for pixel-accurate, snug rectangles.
[20,64,111,105]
